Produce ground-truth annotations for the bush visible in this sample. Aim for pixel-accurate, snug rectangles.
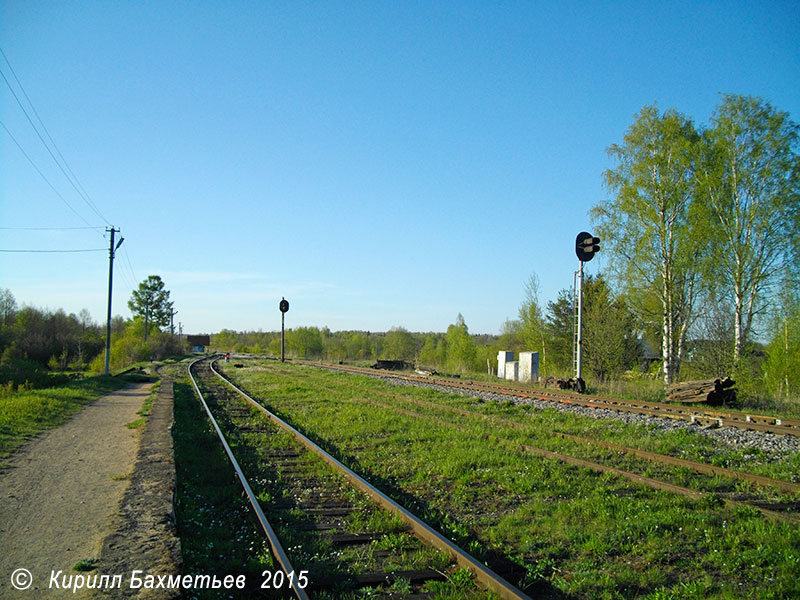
[0,356,52,389]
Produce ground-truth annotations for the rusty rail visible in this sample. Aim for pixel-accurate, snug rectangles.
[188,357,311,600]
[208,358,533,600]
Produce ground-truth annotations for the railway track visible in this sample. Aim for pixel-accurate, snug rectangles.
[257,361,799,523]
[303,362,800,437]
[187,356,533,599]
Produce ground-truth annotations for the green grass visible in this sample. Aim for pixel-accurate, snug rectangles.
[125,379,160,429]
[172,379,279,599]
[183,371,494,598]
[72,558,98,572]
[222,360,800,599]
[0,374,129,466]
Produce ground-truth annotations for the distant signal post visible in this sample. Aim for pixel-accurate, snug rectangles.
[279,297,289,362]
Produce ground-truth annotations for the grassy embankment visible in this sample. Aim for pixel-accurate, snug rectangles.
[221,360,800,600]
[0,375,129,466]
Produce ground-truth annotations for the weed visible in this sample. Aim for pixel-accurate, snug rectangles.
[73,558,97,572]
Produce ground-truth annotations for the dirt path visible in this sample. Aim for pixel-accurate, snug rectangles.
[0,382,152,597]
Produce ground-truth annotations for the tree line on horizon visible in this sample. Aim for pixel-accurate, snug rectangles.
[0,276,184,390]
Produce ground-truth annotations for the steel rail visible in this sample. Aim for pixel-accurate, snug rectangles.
[209,358,533,600]
[188,357,311,600]
[305,362,800,437]
[355,397,799,525]
[372,390,800,495]
[261,364,800,495]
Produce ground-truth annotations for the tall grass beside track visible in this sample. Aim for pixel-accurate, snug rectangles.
[222,360,800,600]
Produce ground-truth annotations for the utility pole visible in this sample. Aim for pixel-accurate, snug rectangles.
[170,308,178,337]
[104,227,123,375]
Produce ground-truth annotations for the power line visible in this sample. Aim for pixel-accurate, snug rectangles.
[0,119,101,230]
[121,244,139,288]
[0,226,100,230]
[0,248,106,253]
[0,47,111,227]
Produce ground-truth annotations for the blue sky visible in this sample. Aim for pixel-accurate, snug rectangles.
[1,1,798,335]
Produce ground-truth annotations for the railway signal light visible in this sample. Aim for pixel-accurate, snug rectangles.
[575,231,600,262]
[279,297,289,362]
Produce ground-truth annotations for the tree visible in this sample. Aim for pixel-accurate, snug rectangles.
[286,326,323,359]
[418,333,446,368]
[382,327,416,361]
[593,104,704,384]
[762,267,800,399]
[581,275,641,381]
[518,274,550,375]
[545,288,575,375]
[445,314,477,374]
[695,94,800,368]
[0,288,17,326]
[128,276,173,341]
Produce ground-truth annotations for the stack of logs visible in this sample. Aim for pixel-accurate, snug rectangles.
[667,377,736,406]
[541,376,586,394]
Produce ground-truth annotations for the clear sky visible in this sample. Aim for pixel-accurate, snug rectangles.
[1,1,798,335]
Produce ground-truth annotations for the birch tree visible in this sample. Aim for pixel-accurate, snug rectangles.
[695,94,800,367]
[592,105,703,385]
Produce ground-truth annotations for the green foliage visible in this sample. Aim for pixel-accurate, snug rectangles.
[518,274,550,375]
[593,95,799,390]
[544,288,574,375]
[0,302,105,374]
[762,286,800,400]
[286,326,324,359]
[88,320,185,373]
[582,275,641,381]
[445,314,478,373]
[382,326,417,361]
[128,275,174,339]
[593,104,704,385]
[696,94,800,366]
[72,558,98,572]
[0,354,54,390]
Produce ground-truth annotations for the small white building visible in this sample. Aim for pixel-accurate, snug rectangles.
[519,351,540,383]
[497,351,514,378]
[497,350,539,383]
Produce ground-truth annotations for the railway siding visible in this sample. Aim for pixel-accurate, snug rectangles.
[220,358,800,600]
[188,358,528,599]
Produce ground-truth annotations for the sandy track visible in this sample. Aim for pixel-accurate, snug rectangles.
[0,382,152,597]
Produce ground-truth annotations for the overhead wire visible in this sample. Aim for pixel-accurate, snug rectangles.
[0,248,106,253]
[1,48,144,310]
[0,47,111,228]
[0,119,101,230]
[0,226,100,230]
[121,244,139,289]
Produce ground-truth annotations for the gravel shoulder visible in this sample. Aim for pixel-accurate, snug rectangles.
[0,382,151,597]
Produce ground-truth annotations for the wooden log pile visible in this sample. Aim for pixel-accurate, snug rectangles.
[541,376,586,394]
[667,377,736,406]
